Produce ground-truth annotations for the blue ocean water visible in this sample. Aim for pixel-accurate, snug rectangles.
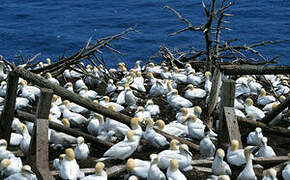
[0,0,289,68]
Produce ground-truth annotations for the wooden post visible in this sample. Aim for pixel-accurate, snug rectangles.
[207,68,222,127]
[218,80,237,145]
[224,107,243,148]
[261,95,290,124]
[29,88,54,180]
[0,71,18,142]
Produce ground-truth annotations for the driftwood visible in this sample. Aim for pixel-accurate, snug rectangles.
[253,156,289,166]
[220,65,290,75]
[237,116,290,137]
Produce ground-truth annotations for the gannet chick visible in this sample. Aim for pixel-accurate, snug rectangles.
[74,136,89,160]
[97,130,139,161]
[0,158,22,177]
[0,140,15,161]
[45,72,59,85]
[167,159,187,180]
[247,127,263,146]
[204,71,212,93]
[148,154,166,180]
[145,99,160,116]
[134,106,151,124]
[185,84,206,99]
[245,98,265,121]
[125,158,150,179]
[282,153,290,180]
[262,168,277,180]
[237,146,257,180]
[60,148,84,179]
[87,114,104,136]
[4,165,37,180]
[144,118,169,148]
[226,140,246,166]
[17,123,31,155]
[82,162,107,180]
[53,154,65,170]
[199,131,216,159]
[99,96,124,112]
[257,88,276,106]
[130,71,146,92]
[211,149,231,176]
[187,71,203,86]
[167,89,192,109]
[155,120,187,137]
[62,100,88,125]
[255,137,276,157]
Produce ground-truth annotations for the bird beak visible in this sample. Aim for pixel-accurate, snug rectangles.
[185,149,192,157]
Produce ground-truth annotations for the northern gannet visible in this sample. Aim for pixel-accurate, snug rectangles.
[4,165,37,180]
[262,168,277,180]
[125,158,150,179]
[160,66,172,79]
[0,81,7,97]
[99,96,124,112]
[130,71,146,92]
[149,79,166,97]
[74,136,89,160]
[148,154,166,180]
[17,123,31,155]
[145,99,160,116]
[199,132,216,159]
[226,140,246,166]
[45,72,59,85]
[176,107,189,123]
[19,80,40,103]
[144,118,169,148]
[62,100,88,125]
[171,66,187,84]
[106,79,116,94]
[79,86,99,100]
[64,82,74,93]
[98,130,139,161]
[81,162,107,180]
[204,71,212,93]
[257,88,276,106]
[184,84,207,99]
[0,158,22,177]
[155,120,187,137]
[187,71,203,86]
[52,154,65,170]
[235,80,250,98]
[0,140,14,161]
[237,146,257,180]
[134,106,151,124]
[87,114,104,136]
[211,148,231,176]
[158,139,180,160]
[255,137,276,157]
[60,148,84,179]
[247,127,263,146]
[166,159,187,180]
[245,98,265,121]
[167,89,192,109]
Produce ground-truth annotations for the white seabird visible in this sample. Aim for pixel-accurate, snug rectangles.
[166,159,187,180]
[125,158,150,179]
[60,148,84,179]
[237,146,257,180]
[148,154,166,180]
[74,136,89,160]
[255,137,276,157]
[211,148,231,176]
[226,140,246,166]
[144,118,169,148]
[81,162,107,180]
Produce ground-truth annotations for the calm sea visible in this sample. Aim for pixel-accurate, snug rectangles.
[1,0,289,68]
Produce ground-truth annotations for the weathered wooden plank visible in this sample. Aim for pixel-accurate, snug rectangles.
[0,72,18,142]
[207,68,222,127]
[254,156,290,166]
[218,80,235,144]
[29,88,54,180]
[224,107,242,148]
[220,65,290,75]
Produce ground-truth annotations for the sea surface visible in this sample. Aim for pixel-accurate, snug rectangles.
[0,0,289,68]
